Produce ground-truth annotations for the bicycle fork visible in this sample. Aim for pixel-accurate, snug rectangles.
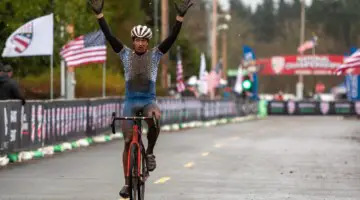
[127,124,141,178]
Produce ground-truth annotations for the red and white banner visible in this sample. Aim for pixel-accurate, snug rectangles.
[256,55,360,75]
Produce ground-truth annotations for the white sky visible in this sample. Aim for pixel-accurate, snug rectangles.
[241,0,313,11]
[216,0,314,13]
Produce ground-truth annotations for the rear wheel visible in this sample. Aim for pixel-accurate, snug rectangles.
[129,144,138,200]
[137,155,146,200]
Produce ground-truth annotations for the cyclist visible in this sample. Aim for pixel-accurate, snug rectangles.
[88,0,193,198]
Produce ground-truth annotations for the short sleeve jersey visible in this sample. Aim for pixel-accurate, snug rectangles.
[118,46,163,100]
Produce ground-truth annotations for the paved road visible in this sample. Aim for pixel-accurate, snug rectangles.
[0,117,360,200]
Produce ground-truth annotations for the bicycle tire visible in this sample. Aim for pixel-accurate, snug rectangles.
[129,144,138,200]
[137,155,146,200]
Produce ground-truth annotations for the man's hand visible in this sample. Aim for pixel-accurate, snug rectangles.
[174,0,194,17]
[88,0,104,15]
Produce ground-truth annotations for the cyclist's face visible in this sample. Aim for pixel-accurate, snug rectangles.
[133,38,149,53]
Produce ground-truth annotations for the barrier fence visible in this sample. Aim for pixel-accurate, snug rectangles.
[0,97,258,154]
[267,100,360,116]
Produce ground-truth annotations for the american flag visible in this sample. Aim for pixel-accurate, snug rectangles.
[297,35,318,54]
[207,60,222,90]
[176,47,186,92]
[60,30,106,67]
[335,49,360,75]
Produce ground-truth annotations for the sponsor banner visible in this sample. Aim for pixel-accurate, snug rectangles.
[296,101,318,115]
[333,101,354,115]
[0,102,8,154]
[8,102,22,151]
[257,55,360,75]
[0,101,22,153]
[268,101,287,115]
[0,97,258,153]
[268,101,358,115]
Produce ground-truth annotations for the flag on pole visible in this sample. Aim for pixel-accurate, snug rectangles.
[2,13,53,57]
[176,47,185,92]
[234,67,244,94]
[297,34,318,54]
[207,60,222,92]
[198,53,208,94]
[335,49,360,75]
[60,30,106,67]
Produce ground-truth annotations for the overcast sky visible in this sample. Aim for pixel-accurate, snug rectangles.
[217,0,314,12]
[241,0,313,11]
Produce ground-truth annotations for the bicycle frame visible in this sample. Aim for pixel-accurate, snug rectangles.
[110,111,157,178]
[111,111,158,200]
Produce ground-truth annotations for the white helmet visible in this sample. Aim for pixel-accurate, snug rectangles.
[131,25,152,39]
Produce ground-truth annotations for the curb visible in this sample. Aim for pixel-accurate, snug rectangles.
[1,115,262,167]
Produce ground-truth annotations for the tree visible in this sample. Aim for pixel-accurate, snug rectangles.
[229,0,252,19]
[0,0,145,77]
[307,0,360,52]
[251,0,276,42]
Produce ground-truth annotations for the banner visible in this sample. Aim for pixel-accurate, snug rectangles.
[2,13,53,57]
[233,68,244,94]
[0,102,7,154]
[257,55,360,75]
[268,100,358,115]
[345,75,360,100]
[198,53,208,95]
[0,98,258,153]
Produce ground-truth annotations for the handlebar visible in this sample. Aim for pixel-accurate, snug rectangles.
[110,112,158,134]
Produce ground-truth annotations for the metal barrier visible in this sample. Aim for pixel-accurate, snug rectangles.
[0,97,258,154]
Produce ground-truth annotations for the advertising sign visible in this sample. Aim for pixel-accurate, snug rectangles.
[257,55,360,75]
[267,100,357,116]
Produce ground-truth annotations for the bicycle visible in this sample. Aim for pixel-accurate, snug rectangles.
[111,111,157,200]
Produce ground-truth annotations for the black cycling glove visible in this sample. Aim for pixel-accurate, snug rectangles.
[174,0,194,17]
[88,0,104,15]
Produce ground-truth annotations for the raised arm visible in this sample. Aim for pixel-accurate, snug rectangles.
[97,14,123,53]
[158,17,183,54]
[88,0,124,53]
[158,0,194,54]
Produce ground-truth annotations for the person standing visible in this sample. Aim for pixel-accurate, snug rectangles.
[0,64,26,105]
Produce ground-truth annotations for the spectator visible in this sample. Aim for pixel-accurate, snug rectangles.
[181,85,198,97]
[181,76,199,98]
[0,64,26,105]
[274,90,284,101]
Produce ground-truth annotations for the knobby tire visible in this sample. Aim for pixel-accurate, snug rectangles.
[129,144,138,200]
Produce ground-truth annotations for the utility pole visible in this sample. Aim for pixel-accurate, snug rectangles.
[161,0,169,89]
[154,0,159,44]
[209,0,218,100]
[297,0,305,100]
[222,30,227,80]
[66,24,76,99]
[206,2,212,58]
[211,0,217,71]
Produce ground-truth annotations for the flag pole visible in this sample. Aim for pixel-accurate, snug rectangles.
[50,54,54,100]
[102,62,106,98]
